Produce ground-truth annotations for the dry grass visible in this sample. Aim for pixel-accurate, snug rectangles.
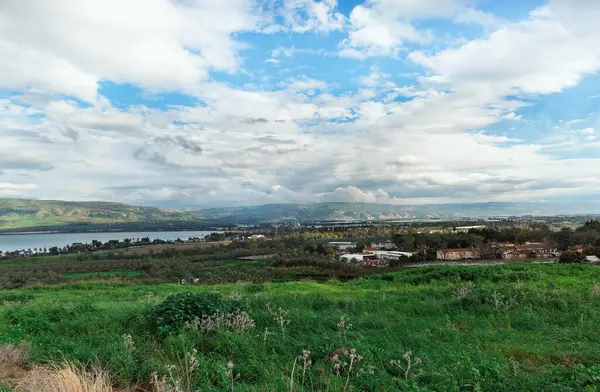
[15,363,114,392]
[0,342,30,380]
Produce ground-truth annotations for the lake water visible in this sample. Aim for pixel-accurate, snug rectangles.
[0,231,215,253]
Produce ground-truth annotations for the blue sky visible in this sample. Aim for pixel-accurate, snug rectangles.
[1,0,600,207]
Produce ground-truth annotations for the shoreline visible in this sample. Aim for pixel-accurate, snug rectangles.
[0,229,218,236]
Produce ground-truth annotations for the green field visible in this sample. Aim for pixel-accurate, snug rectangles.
[2,263,600,391]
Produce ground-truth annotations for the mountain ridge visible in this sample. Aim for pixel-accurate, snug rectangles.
[2,198,599,230]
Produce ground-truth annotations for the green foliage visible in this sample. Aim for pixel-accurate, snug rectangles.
[246,283,265,293]
[560,251,583,264]
[146,292,245,335]
[0,293,35,304]
[4,264,600,390]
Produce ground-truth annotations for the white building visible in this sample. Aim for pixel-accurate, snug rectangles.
[328,241,355,251]
[371,241,397,250]
[374,250,413,261]
[340,253,368,263]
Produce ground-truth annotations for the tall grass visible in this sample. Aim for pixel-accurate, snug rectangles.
[2,263,600,390]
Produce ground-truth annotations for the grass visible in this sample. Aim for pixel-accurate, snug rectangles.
[2,263,600,391]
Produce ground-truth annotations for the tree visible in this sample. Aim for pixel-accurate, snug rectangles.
[401,234,415,251]
[553,228,576,251]
[559,251,583,264]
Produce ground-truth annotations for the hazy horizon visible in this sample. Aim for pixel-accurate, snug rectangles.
[2,1,600,208]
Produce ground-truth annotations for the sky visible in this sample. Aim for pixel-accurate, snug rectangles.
[1,0,600,208]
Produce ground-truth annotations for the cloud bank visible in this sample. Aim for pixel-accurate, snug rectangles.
[1,0,600,207]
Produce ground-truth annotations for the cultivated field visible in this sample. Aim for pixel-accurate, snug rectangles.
[2,263,600,391]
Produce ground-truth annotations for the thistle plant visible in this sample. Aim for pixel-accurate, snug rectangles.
[390,351,423,380]
[185,311,256,334]
[452,286,472,301]
[263,327,269,350]
[152,349,201,392]
[329,348,369,391]
[122,333,134,352]
[299,349,312,388]
[337,315,352,345]
[226,361,240,392]
[266,303,290,342]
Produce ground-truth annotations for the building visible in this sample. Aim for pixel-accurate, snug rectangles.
[249,234,266,239]
[453,225,486,233]
[501,242,559,259]
[437,248,480,260]
[340,253,369,263]
[586,255,600,263]
[568,245,585,253]
[374,250,414,261]
[370,241,397,250]
[327,241,355,251]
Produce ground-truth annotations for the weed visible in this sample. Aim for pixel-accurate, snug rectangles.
[390,351,423,380]
[185,311,255,334]
[452,286,472,301]
[152,350,200,392]
[266,303,290,343]
[298,350,312,388]
[337,315,352,346]
[225,361,239,392]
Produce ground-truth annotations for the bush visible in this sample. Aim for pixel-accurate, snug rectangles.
[246,284,265,293]
[146,292,245,335]
[0,293,35,304]
[559,251,583,264]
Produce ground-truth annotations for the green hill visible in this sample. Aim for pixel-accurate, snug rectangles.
[0,198,195,230]
[2,198,599,231]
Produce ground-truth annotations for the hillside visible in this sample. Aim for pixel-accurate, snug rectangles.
[2,198,600,231]
[0,198,195,230]
[2,264,600,391]
[193,201,600,223]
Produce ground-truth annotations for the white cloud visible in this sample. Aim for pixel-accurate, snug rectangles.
[339,0,501,59]
[411,1,600,97]
[282,0,346,33]
[2,0,600,207]
[0,0,264,102]
[0,183,39,197]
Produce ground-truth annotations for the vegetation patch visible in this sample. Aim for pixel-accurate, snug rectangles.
[63,270,141,278]
[2,264,600,390]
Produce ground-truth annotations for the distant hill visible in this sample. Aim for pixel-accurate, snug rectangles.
[0,198,196,230]
[191,201,600,223]
[1,198,599,231]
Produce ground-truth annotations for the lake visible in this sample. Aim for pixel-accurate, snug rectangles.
[0,231,216,253]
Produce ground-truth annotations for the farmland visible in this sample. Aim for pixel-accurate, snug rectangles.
[2,263,600,391]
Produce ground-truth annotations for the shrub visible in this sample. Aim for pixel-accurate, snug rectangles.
[246,284,265,293]
[0,294,35,305]
[146,292,245,335]
[559,251,583,264]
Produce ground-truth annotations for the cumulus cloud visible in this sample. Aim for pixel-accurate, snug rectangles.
[338,0,501,59]
[281,0,346,33]
[1,0,600,207]
[0,0,265,101]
